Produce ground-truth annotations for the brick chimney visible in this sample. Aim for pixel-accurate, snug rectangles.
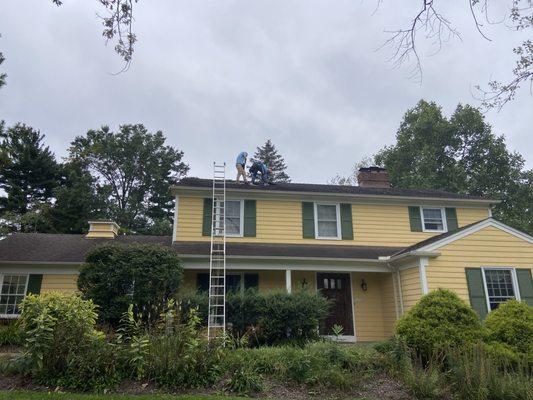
[86,220,120,239]
[357,167,391,188]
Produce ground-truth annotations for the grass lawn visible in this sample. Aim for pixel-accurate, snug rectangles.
[0,393,253,400]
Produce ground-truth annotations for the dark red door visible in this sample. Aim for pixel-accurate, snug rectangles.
[317,273,354,335]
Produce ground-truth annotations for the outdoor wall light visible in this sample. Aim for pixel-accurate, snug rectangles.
[361,279,368,292]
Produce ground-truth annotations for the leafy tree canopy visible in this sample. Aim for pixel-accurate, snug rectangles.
[251,139,291,183]
[374,100,532,234]
[69,124,189,234]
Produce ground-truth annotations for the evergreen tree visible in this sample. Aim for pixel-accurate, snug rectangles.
[0,123,59,215]
[251,139,291,183]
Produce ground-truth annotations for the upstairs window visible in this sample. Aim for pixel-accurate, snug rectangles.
[483,268,518,310]
[214,199,243,236]
[421,207,447,232]
[0,274,28,318]
[315,203,341,239]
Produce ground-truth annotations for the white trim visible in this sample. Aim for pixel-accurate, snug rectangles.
[172,195,180,242]
[183,261,391,272]
[481,266,521,312]
[488,207,492,218]
[286,269,292,294]
[350,272,357,342]
[181,254,386,263]
[314,202,342,240]
[412,218,533,253]
[0,273,29,319]
[420,206,447,233]
[419,257,429,295]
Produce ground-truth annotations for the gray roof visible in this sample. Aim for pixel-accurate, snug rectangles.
[0,233,172,263]
[0,233,402,263]
[174,177,497,202]
[173,241,402,260]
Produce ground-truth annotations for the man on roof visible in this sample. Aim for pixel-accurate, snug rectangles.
[249,161,271,186]
[235,151,248,183]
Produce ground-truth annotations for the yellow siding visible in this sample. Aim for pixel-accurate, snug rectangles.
[399,267,422,311]
[426,226,533,302]
[176,196,489,247]
[40,274,78,293]
[379,273,397,337]
[292,271,317,292]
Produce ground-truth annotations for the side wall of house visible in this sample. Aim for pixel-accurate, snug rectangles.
[40,274,79,293]
[426,226,533,303]
[399,267,422,312]
[175,196,489,247]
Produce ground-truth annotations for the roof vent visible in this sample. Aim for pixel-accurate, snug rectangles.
[86,220,120,239]
[357,167,391,188]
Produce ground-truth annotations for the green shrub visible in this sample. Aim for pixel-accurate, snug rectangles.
[78,244,183,326]
[258,290,330,345]
[403,361,441,400]
[0,322,22,346]
[224,362,263,394]
[396,289,483,359]
[226,289,265,336]
[177,289,208,325]
[484,300,533,354]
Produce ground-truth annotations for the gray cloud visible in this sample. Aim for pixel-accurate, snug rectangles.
[0,0,531,182]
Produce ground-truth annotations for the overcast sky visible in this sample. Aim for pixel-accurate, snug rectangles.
[0,1,531,183]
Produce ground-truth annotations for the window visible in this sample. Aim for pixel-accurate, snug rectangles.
[421,207,446,232]
[315,203,341,239]
[214,199,243,236]
[197,272,258,293]
[483,268,519,310]
[0,274,28,317]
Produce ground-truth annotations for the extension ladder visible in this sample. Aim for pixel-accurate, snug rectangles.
[207,162,226,341]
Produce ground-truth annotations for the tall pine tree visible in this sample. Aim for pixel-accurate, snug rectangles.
[251,139,291,183]
[0,123,59,214]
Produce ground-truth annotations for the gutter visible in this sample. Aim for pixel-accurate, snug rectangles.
[379,250,440,264]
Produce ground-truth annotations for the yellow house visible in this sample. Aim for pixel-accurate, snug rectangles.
[0,167,532,342]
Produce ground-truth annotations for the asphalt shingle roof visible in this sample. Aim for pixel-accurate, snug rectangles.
[0,233,402,263]
[174,177,496,201]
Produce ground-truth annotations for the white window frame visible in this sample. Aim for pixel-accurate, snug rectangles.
[481,266,521,312]
[314,202,341,240]
[222,199,244,237]
[420,207,448,233]
[0,273,29,319]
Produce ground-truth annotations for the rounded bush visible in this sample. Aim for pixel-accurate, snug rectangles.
[395,289,483,358]
[484,300,533,354]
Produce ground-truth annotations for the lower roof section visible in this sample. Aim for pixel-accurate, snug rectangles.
[172,241,403,261]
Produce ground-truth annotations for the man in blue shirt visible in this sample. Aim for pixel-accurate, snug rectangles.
[235,151,248,183]
[249,161,271,185]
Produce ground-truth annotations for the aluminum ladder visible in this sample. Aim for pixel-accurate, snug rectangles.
[207,162,226,341]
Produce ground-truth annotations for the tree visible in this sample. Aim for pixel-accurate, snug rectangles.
[0,49,6,89]
[374,100,531,234]
[381,0,532,108]
[0,123,59,215]
[328,156,373,186]
[77,244,183,326]
[69,124,189,234]
[251,139,291,183]
[47,161,107,234]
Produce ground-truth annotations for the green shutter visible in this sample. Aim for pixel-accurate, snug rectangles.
[244,273,259,290]
[516,269,533,306]
[465,268,488,319]
[340,203,354,240]
[202,198,213,236]
[408,206,423,232]
[27,274,43,295]
[197,273,209,292]
[302,202,315,239]
[445,208,458,231]
[243,200,256,237]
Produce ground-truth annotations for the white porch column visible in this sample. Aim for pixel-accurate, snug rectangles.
[286,269,292,294]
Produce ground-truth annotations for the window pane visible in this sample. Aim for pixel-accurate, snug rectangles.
[225,201,241,235]
[422,208,444,230]
[318,221,338,237]
[484,269,515,310]
[317,204,337,220]
[0,274,28,316]
[226,274,241,293]
[323,278,329,289]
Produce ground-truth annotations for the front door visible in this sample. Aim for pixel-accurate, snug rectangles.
[317,273,354,336]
